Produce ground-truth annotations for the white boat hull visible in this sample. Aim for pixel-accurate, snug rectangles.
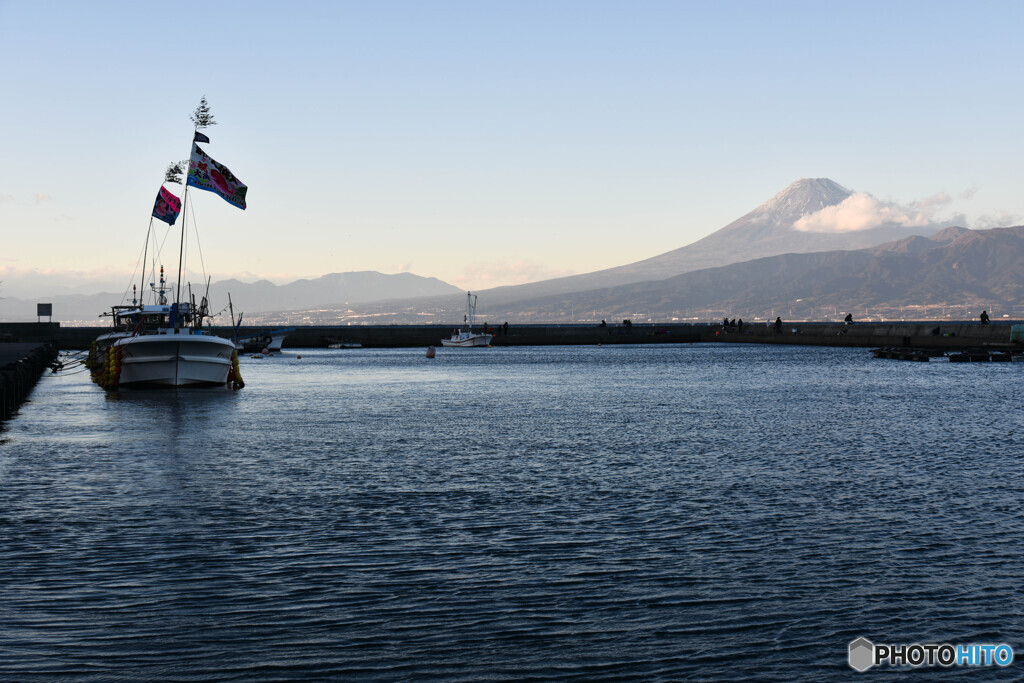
[441,333,493,347]
[114,332,235,387]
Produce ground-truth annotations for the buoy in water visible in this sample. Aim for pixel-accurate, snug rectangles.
[296,355,301,359]
[426,345,436,359]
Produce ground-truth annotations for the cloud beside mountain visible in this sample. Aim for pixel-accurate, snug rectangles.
[793,191,964,233]
[4,177,1016,325]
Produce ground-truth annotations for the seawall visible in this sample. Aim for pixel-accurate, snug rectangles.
[31,323,706,350]
[700,321,1015,349]
[0,321,1017,351]
[0,343,58,424]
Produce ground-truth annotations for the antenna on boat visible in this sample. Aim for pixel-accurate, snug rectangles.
[176,97,217,328]
[151,265,168,305]
[199,276,211,329]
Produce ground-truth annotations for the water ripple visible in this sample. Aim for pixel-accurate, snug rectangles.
[1,345,1022,680]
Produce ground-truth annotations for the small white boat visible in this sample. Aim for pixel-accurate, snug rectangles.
[441,292,493,347]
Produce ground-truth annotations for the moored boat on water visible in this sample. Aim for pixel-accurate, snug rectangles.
[234,328,294,353]
[89,271,237,388]
[223,294,293,353]
[89,99,247,389]
[441,292,493,347]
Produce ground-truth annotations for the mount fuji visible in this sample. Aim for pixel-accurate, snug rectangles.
[475,178,956,308]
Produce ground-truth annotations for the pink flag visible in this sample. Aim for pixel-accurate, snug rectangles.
[152,186,181,225]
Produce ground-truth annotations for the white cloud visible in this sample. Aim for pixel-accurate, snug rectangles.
[793,191,956,233]
[33,193,52,204]
[972,212,1022,229]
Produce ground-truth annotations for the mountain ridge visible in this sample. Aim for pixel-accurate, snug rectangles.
[247,225,1023,324]
[1,178,983,323]
[470,178,956,307]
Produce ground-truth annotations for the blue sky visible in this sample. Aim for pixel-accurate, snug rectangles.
[1,1,1022,295]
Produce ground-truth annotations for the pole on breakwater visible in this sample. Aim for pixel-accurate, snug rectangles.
[0,344,58,424]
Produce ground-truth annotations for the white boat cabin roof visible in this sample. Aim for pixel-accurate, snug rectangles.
[114,304,172,319]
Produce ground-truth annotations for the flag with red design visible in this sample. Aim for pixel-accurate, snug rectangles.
[152,186,181,225]
[187,144,247,210]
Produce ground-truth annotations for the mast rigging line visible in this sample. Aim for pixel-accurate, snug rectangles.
[182,197,209,288]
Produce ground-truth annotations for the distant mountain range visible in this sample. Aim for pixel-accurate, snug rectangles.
[471,178,958,308]
[251,225,1024,324]
[468,226,1024,322]
[4,178,1015,324]
[0,271,461,323]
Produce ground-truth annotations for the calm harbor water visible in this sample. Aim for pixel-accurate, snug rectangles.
[2,343,1023,680]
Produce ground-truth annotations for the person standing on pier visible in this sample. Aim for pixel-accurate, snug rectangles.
[980,310,990,325]
[774,317,783,333]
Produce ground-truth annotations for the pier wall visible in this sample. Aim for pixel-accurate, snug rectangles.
[701,322,1013,349]
[29,323,707,349]
[1,321,1015,351]
[0,343,58,424]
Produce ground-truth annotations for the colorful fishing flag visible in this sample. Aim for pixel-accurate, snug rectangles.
[193,131,210,144]
[152,185,182,225]
[187,144,247,210]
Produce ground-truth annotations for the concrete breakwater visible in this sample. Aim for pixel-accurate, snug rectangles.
[698,321,1016,350]
[1,321,1017,351]
[37,323,707,350]
[0,343,58,424]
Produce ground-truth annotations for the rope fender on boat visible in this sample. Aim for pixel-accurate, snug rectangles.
[112,346,121,388]
[98,346,122,390]
[228,350,244,390]
[85,341,99,371]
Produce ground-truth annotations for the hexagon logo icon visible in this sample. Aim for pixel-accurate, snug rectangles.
[849,637,875,671]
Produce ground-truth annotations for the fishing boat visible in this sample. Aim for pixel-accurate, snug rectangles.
[234,328,293,352]
[89,102,246,389]
[441,292,493,347]
[230,314,292,352]
[224,294,293,352]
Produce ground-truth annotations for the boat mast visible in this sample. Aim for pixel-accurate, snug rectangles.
[177,96,216,329]
[175,181,189,328]
[138,217,152,306]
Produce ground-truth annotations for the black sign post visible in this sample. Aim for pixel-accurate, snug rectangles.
[37,303,52,323]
